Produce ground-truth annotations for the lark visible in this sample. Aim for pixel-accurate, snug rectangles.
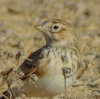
[1,19,86,99]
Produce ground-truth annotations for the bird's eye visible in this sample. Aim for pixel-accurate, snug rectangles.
[53,25,59,30]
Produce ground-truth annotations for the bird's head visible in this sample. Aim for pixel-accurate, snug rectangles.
[35,19,77,47]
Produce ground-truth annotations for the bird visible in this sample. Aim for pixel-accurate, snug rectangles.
[1,19,85,99]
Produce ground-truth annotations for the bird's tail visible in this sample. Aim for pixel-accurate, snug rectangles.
[0,91,10,99]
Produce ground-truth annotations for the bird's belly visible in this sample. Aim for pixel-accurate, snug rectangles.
[19,69,77,97]
[15,56,77,97]
[36,75,76,97]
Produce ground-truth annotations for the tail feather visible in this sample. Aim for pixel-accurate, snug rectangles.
[0,91,10,99]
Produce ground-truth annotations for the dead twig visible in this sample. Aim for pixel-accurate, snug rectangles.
[62,67,71,99]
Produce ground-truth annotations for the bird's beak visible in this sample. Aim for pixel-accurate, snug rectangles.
[35,25,44,32]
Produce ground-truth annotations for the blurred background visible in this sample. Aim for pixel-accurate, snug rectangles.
[0,0,100,99]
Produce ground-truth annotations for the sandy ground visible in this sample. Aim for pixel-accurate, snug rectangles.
[0,0,100,99]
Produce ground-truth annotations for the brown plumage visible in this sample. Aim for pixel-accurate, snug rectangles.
[1,19,86,99]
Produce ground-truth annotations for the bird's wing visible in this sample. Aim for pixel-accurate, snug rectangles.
[19,47,46,80]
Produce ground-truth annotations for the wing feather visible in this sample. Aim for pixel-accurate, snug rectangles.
[19,47,44,80]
